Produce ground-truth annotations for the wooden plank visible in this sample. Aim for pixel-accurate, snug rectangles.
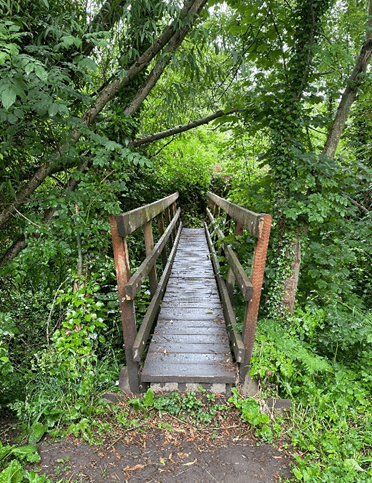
[148,342,229,354]
[132,222,182,362]
[159,309,224,320]
[151,334,229,345]
[161,301,222,309]
[204,222,245,363]
[154,326,227,336]
[141,361,236,383]
[162,295,221,303]
[157,213,167,270]
[141,227,236,384]
[226,221,243,299]
[145,352,230,363]
[156,319,227,329]
[125,209,181,299]
[117,192,179,236]
[208,192,264,238]
[207,208,253,302]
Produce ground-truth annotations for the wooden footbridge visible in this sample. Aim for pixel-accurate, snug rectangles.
[109,192,271,394]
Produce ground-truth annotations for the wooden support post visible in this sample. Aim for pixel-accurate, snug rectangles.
[109,215,140,393]
[226,221,243,300]
[242,214,272,365]
[171,201,178,230]
[143,220,158,297]
[157,213,167,270]
[166,206,175,247]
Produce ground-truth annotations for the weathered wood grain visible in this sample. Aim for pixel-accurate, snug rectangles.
[125,208,181,299]
[207,192,263,238]
[206,208,253,302]
[117,192,179,236]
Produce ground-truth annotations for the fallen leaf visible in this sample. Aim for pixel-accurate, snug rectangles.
[123,464,144,472]
[206,310,213,314]
[183,458,197,466]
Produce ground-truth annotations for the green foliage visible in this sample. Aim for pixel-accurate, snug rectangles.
[250,308,372,481]
[0,441,49,483]
[128,388,227,424]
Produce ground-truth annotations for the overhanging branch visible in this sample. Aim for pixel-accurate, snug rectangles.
[130,108,239,147]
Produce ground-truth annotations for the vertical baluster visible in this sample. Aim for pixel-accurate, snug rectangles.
[226,221,243,300]
[143,220,158,297]
[157,213,167,270]
[167,206,175,247]
[109,215,140,393]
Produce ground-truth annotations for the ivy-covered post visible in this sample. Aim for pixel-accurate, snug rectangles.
[109,215,140,393]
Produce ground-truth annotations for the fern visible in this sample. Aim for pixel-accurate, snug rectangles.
[260,319,332,374]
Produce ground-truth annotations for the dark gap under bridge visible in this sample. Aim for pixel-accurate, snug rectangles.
[109,192,271,395]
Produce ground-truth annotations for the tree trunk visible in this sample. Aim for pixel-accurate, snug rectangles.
[282,1,372,312]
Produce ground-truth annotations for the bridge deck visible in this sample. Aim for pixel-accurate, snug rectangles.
[141,228,236,386]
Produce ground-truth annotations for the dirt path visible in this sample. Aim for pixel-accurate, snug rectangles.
[1,397,293,482]
[39,416,292,483]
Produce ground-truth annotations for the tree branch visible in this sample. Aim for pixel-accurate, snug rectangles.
[124,0,207,117]
[322,37,372,159]
[130,108,239,147]
[0,0,205,229]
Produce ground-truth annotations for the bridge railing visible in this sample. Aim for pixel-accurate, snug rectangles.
[109,192,182,392]
[204,192,271,379]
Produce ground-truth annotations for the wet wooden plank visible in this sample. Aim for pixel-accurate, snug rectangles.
[154,326,227,336]
[148,342,229,354]
[159,309,224,321]
[156,319,227,329]
[151,334,230,345]
[141,362,236,383]
[145,352,231,363]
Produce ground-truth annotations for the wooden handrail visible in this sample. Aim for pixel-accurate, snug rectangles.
[117,192,179,236]
[206,207,253,302]
[125,208,181,299]
[110,192,181,393]
[205,192,271,371]
[207,192,264,238]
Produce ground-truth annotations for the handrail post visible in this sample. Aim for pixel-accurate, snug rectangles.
[109,215,140,393]
[165,206,174,248]
[144,220,158,297]
[242,214,272,364]
[156,213,167,270]
[226,221,243,300]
